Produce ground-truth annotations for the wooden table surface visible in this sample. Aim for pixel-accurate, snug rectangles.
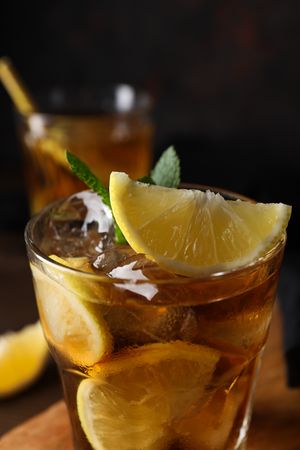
[0,233,62,434]
[0,232,300,449]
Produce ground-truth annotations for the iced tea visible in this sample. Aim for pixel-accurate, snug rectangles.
[17,86,153,214]
[25,190,285,450]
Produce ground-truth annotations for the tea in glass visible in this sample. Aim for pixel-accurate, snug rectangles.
[17,85,153,214]
[25,188,287,450]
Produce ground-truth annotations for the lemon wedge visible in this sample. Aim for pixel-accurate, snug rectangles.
[31,255,112,366]
[77,341,219,450]
[110,172,291,276]
[0,322,48,398]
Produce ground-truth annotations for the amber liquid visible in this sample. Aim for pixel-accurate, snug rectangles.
[19,114,153,214]
[33,243,283,450]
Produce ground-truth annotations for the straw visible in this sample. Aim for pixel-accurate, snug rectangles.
[0,57,37,114]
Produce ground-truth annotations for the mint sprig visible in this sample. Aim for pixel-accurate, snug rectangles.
[67,151,110,207]
[66,151,126,244]
[151,146,180,188]
[66,146,181,245]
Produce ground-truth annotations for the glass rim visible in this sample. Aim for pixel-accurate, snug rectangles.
[16,83,152,118]
[24,186,286,286]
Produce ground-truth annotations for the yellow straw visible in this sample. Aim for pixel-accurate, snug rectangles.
[0,57,37,114]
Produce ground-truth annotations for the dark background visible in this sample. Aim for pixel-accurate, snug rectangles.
[0,0,299,248]
[0,0,300,434]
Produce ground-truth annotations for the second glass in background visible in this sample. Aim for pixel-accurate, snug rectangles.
[16,84,153,214]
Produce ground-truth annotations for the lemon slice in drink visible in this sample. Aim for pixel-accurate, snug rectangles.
[0,322,48,398]
[175,377,248,450]
[110,172,291,276]
[77,341,220,450]
[31,255,112,366]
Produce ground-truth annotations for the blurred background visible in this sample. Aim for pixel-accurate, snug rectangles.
[0,0,300,436]
[1,0,299,247]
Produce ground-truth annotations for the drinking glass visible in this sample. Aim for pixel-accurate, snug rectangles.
[25,187,286,450]
[16,85,153,214]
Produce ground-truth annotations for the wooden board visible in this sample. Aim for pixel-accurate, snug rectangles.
[1,307,300,450]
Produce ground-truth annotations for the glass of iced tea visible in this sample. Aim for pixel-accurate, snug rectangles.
[16,85,153,214]
[25,184,287,450]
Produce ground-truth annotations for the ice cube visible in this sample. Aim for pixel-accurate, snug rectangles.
[92,245,135,273]
[40,191,114,259]
[101,303,198,350]
[191,286,274,356]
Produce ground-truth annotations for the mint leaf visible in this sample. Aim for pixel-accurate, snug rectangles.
[66,151,126,244]
[66,151,110,207]
[150,146,180,188]
[66,146,181,245]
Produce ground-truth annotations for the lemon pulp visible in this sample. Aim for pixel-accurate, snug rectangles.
[109,172,291,276]
[77,341,220,450]
[31,255,112,366]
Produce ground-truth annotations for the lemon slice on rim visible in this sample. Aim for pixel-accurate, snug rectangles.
[110,172,291,276]
[0,322,48,398]
[77,341,220,450]
[31,255,112,366]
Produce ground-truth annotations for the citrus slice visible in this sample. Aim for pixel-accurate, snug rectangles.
[31,255,112,366]
[109,172,291,276]
[77,341,220,450]
[0,322,48,398]
[175,376,248,449]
